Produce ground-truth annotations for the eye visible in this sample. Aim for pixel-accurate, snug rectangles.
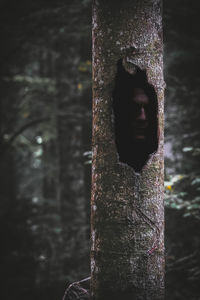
[130,102,141,112]
[144,103,150,111]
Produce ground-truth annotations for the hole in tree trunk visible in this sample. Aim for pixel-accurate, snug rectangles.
[112,60,158,172]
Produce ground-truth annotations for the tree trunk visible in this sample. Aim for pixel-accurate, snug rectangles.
[56,16,90,282]
[91,0,165,299]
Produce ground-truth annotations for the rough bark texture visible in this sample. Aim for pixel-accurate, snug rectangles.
[91,0,165,299]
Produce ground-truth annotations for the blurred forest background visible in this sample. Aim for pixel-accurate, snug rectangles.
[0,0,199,299]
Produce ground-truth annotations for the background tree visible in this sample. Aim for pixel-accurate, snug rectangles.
[164,0,200,298]
[0,1,91,299]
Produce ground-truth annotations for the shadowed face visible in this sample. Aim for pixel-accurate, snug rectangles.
[130,88,150,140]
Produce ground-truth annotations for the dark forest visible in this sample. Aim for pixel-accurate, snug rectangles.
[0,0,200,299]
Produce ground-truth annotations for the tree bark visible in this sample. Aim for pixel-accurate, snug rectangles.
[91,0,165,299]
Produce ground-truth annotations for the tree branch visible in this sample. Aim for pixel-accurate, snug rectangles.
[7,117,50,146]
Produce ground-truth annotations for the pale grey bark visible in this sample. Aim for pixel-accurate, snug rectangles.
[91,0,165,299]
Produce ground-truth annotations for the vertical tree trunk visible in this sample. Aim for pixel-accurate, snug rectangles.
[91,0,165,299]
[55,7,90,281]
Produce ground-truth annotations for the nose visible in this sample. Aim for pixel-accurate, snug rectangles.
[137,107,146,121]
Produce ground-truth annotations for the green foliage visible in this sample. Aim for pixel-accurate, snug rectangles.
[83,150,92,165]
[165,173,200,219]
[164,1,200,298]
[165,145,200,219]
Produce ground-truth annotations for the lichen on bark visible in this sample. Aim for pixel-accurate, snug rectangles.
[91,0,165,299]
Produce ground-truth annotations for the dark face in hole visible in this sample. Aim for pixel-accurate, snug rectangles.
[129,88,150,141]
[112,60,158,172]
